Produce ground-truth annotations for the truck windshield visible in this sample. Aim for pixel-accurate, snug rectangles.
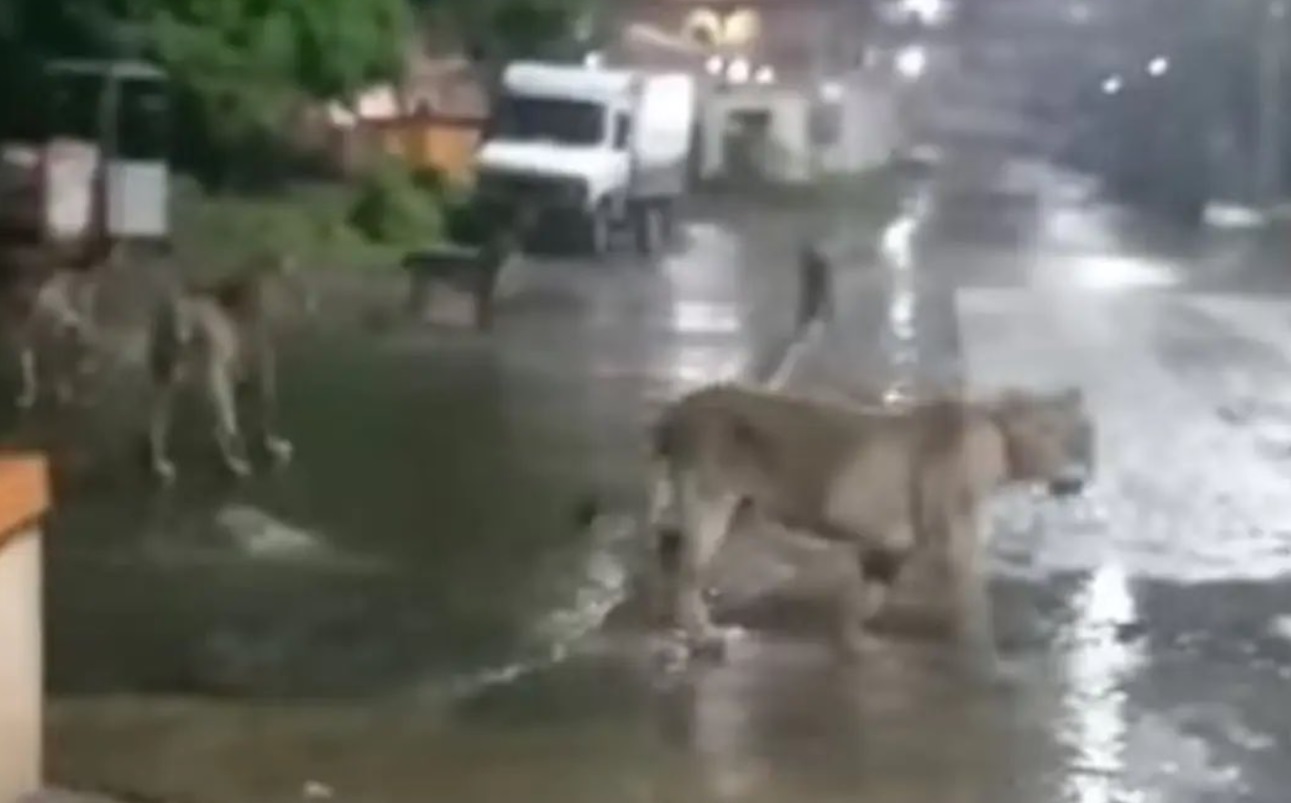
[492,95,604,146]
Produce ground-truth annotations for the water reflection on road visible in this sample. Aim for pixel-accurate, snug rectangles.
[38,160,1291,803]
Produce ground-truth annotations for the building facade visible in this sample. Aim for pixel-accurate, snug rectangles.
[612,0,898,183]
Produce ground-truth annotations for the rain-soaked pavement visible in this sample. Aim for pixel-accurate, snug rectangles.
[22,153,1291,803]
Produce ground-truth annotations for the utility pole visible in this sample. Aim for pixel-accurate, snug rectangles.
[1257,0,1286,205]
[809,7,830,183]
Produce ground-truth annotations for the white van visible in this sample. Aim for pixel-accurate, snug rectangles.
[474,61,697,257]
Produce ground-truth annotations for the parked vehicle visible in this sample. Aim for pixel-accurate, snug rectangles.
[473,61,697,258]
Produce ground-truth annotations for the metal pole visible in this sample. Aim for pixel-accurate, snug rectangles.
[810,8,829,182]
[1257,0,1285,205]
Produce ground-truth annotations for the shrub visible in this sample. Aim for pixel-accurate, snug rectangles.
[348,158,444,249]
[170,176,401,275]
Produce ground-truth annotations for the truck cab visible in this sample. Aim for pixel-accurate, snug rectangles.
[474,61,696,257]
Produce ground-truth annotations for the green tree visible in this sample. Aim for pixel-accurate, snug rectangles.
[143,0,411,185]
[417,0,599,92]
[2,0,411,185]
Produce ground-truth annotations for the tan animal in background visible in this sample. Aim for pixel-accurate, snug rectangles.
[0,247,106,411]
[146,253,314,483]
[644,382,1094,679]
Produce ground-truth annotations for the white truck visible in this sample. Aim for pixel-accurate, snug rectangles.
[473,61,697,257]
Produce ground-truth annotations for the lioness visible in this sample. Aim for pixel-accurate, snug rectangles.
[146,253,313,483]
[1,244,107,411]
[645,382,1093,677]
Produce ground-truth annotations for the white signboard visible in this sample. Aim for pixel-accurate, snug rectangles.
[106,160,168,239]
[42,139,99,242]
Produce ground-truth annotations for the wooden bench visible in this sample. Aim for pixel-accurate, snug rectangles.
[0,454,50,803]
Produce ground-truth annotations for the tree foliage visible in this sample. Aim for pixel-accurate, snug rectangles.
[2,0,595,185]
[418,0,597,82]
[3,0,411,184]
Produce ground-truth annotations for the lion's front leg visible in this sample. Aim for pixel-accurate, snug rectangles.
[944,512,1001,682]
[147,378,180,483]
[251,350,292,467]
[205,365,252,478]
[673,475,740,658]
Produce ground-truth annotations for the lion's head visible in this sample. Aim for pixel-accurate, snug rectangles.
[989,387,1094,496]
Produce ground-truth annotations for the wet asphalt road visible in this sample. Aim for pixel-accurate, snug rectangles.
[32,154,1291,803]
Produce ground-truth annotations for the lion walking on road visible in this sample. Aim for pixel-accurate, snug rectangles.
[146,253,314,483]
[644,382,1094,677]
[0,242,115,412]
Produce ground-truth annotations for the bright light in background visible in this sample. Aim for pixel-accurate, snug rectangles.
[895,45,927,79]
[819,80,844,102]
[583,51,603,69]
[722,8,763,46]
[1146,56,1169,77]
[902,0,950,24]
[726,57,751,84]
[754,65,776,85]
[1205,203,1267,229]
[881,214,917,269]
[1101,75,1123,95]
[1070,256,1179,290]
[705,55,725,76]
[1038,206,1179,290]
[1068,2,1092,23]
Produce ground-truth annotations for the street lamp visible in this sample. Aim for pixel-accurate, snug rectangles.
[727,57,751,84]
[902,0,949,25]
[895,45,927,80]
[1101,75,1123,95]
[1146,56,1168,77]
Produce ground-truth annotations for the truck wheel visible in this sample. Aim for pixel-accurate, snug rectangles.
[584,202,612,257]
[635,203,665,257]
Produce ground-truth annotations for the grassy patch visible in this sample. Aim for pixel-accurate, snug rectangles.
[169,161,461,278]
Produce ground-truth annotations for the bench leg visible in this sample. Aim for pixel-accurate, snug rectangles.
[474,270,499,332]
[406,274,431,322]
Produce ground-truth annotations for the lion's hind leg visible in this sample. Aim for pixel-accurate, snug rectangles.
[838,529,911,660]
[14,343,37,411]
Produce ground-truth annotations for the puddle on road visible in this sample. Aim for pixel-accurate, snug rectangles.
[423,510,638,704]
[37,173,1291,803]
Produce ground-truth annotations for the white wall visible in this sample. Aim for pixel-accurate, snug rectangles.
[819,76,899,174]
[701,86,811,183]
[700,76,900,184]
[0,528,43,802]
